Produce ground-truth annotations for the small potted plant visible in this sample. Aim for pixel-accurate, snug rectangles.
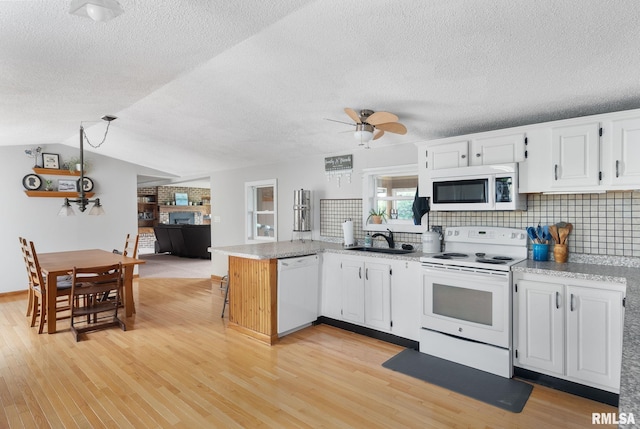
[366,208,387,224]
[63,157,90,173]
[44,179,53,191]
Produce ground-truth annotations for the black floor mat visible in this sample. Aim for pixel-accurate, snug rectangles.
[382,349,533,413]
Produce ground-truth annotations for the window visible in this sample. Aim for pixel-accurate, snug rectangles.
[245,179,277,243]
[362,165,426,233]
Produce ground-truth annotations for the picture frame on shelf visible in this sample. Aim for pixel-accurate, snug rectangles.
[58,179,77,192]
[22,173,42,190]
[42,153,60,169]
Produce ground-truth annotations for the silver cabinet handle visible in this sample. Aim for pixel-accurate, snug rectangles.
[556,291,560,309]
[359,267,361,279]
[461,154,466,159]
[570,293,575,312]
[365,268,368,280]
[616,160,620,178]
[476,153,481,157]
[554,164,558,180]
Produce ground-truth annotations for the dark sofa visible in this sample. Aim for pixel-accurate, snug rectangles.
[154,224,211,259]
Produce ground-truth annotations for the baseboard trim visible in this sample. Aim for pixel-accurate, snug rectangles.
[316,316,419,350]
[0,290,28,298]
[514,366,619,406]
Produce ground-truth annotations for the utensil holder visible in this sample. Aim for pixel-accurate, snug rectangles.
[532,243,550,261]
[553,244,568,263]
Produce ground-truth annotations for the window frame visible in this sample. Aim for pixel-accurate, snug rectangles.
[245,179,278,243]
[362,165,427,233]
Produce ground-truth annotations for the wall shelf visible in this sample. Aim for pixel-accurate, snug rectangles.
[25,191,95,198]
[32,167,81,177]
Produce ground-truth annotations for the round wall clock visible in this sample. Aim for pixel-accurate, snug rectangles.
[22,173,42,190]
[78,177,94,192]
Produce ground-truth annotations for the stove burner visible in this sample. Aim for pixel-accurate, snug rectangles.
[476,258,507,264]
[433,252,468,259]
[492,256,513,261]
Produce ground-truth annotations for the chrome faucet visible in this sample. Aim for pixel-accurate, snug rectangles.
[372,229,395,248]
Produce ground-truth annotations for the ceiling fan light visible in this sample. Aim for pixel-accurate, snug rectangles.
[354,130,374,143]
[69,0,124,22]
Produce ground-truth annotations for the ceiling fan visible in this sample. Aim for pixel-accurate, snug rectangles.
[329,108,407,146]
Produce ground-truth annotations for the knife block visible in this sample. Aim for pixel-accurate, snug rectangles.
[553,244,568,263]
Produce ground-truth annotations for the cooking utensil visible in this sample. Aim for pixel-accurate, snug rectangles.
[526,226,539,243]
[548,225,560,244]
[536,223,543,242]
[542,225,550,243]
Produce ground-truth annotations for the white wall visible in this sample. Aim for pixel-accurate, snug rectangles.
[209,142,419,276]
[1,145,138,293]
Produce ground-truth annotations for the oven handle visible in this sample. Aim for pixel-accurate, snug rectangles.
[421,266,510,282]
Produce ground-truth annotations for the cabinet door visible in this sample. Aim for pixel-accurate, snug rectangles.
[320,253,343,319]
[470,133,525,166]
[390,260,420,341]
[364,261,391,332]
[515,279,564,375]
[551,123,600,188]
[341,258,365,324]
[426,140,469,170]
[610,117,640,186]
[566,285,624,391]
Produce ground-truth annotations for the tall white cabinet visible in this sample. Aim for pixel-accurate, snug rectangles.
[514,272,625,393]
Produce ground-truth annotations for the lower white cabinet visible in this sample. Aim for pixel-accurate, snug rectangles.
[514,272,625,393]
[320,253,420,340]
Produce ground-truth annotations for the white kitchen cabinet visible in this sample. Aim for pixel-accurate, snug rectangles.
[550,123,601,189]
[390,260,421,341]
[363,261,391,332]
[470,133,526,166]
[320,252,343,319]
[513,272,625,393]
[424,140,469,170]
[608,116,640,186]
[566,284,624,389]
[516,278,564,375]
[341,258,365,324]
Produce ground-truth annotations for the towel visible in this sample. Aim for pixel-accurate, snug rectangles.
[412,187,429,225]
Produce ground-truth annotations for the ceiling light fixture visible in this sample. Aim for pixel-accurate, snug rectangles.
[69,0,124,22]
[354,123,374,148]
[58,115,117,217]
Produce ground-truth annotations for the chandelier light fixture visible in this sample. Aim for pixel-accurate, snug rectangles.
[69,0,124,22]
[58,115,117,217]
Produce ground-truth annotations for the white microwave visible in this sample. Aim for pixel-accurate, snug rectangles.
[428,163,527,211]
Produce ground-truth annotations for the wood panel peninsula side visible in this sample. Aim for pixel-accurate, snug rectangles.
[228,256,278,345]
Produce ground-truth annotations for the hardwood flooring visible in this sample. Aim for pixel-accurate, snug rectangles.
[0,278,617,428]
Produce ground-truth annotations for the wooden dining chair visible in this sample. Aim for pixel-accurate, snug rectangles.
[123,233,139,258]
[19,237,34,317]
[24,240,73,334]
[70,263,126,341]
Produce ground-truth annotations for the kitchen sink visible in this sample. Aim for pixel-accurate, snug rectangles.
[345,246,415,255]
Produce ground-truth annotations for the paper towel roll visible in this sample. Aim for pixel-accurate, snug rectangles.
[342,220,355,246]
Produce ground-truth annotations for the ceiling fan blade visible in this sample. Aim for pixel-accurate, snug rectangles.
[373,129,385,140]
[367,111,398,125]
[344,107,362,124]
[376,122,407,135]
[325,118,356,126]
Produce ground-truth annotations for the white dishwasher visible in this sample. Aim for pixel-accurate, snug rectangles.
[277,254,320,336]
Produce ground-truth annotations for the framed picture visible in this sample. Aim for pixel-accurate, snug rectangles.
[42,153,60,169]
[78,177,94,192]
[22,173,42,190]
[175,192,188,206]
[58,179,77,192]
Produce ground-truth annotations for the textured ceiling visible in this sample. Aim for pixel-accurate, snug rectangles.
[3,0,640,181]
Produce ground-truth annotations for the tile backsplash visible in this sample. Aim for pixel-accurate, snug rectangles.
[320,191,640,257]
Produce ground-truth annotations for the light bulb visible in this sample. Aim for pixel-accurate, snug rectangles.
[86,4,111,21]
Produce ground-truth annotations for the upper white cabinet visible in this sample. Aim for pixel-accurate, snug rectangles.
[424,140,469,170]
[470,133,526,166]
[607,117,640,187]
[550,123,601,189]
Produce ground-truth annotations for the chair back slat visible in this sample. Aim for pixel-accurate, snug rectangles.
[123,234,139,258]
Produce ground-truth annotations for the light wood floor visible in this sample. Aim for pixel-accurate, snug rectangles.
[0,278,617,428]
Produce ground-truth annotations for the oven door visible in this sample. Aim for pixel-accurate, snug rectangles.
[421,266,510,348]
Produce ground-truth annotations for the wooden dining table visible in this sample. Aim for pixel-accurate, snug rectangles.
[38,249,145,334]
